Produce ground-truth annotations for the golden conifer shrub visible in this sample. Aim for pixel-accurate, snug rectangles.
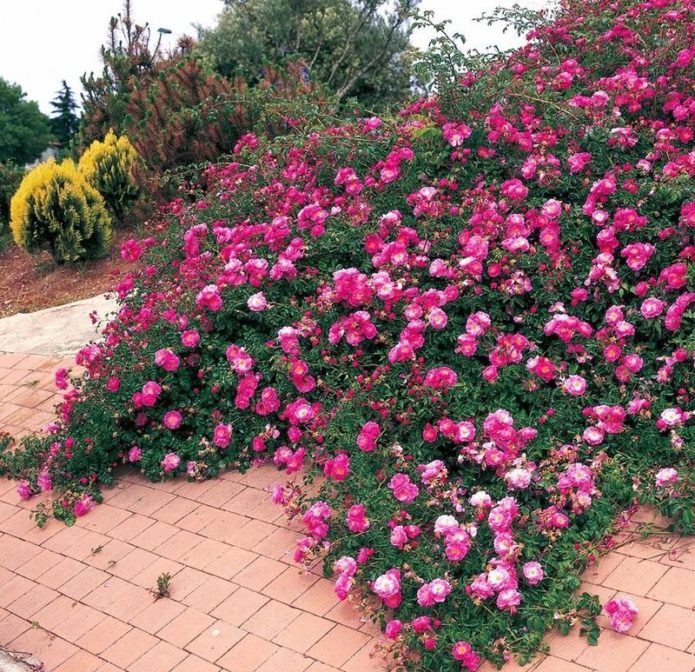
[78,129,139,221]
[10,158,112,263]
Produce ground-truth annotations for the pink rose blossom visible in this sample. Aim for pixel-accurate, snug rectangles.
[141,381,161,407]
[128,446,142,462]
[522,561,544,585]
[247,292,268,312]
[583,426,605,445]
[496,588,522,613]
[640,298,665,318]
[155,348,180,372]
[434,515,459,536]
[372,569,401,608]
[196,284,223,311]
[604,596,638,633]
[562,374,587,396]
[163,410,183,430]
[452,641,481,671]
[385,620,402,640]
[655,467,678,487]
[417,578,451,606]
[346,504,370,533]
[388,473,419,503]
[16,481,33,500]
[54,367,69,390]
[73,494,95,517]
[161,452,181,472]
[213,423,232,448]
[505,467,532,490]
[181,330,200,347]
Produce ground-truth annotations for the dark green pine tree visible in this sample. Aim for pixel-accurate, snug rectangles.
[50,80,80,148]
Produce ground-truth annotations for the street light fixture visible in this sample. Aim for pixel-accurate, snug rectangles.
[155,27,173,56]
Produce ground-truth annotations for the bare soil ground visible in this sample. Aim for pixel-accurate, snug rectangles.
[0,229,142,319]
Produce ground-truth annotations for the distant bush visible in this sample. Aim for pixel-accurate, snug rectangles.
[123,57,334,199]
[0,161,24,231]
[79,129,139,221]
[10,158,112,262]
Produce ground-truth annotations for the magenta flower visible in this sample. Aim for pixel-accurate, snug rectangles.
[181,329,200,347]
[604,596,638,633]
[128,446,142,462]
[346,504,370,533]
[452,641,480,671]
[54,367,69,390]
[423,366,458,390]
[388,473,419,503]
[154,348,180,372]
[161,452,181,472]
[140,381,161,407]
[323,453,350,481]
[196,284,223,311]
[16,481,33,500]
[384,620,402,640]
[213,423,232,448]
[73,494,95,517]
[37,472,53,492]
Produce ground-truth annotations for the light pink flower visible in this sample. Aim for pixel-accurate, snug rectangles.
[388,473,419,503]
[655,467,678,487]
[640,298,665,318]
[161,452,181,472]
[522,561,544,585]
[562,375,587,396]
[247,292,268,312]
[496,588,522,613]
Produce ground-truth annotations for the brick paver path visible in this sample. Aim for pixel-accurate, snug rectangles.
[0,351,694,672]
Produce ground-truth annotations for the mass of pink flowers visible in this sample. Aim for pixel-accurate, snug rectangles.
[9,0,693,668]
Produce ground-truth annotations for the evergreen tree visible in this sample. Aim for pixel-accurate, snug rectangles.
[50,80,80,148]
[80,0,169,147]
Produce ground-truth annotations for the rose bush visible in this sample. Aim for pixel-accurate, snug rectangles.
[2,0,694,668]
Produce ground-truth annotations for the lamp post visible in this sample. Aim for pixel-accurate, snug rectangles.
[155,27,172,56]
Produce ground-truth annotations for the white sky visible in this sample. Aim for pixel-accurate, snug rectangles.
[0,0,546,115]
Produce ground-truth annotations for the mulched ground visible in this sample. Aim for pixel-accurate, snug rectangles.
[0,228,143,319]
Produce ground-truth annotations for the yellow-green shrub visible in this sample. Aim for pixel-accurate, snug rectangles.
[79,129,139,221]
[10,158,112,262]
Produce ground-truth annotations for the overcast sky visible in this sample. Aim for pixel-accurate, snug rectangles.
[0,0,545,115]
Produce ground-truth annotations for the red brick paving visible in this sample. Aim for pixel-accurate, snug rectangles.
[0,352,693,672]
